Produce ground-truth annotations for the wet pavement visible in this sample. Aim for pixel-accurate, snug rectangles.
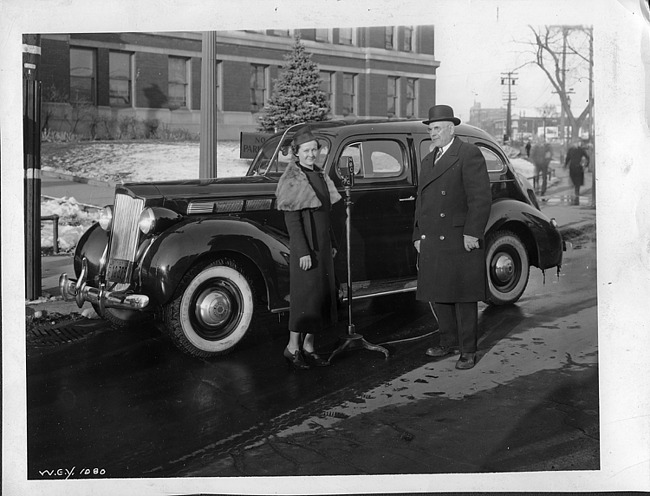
[26,237,598,480]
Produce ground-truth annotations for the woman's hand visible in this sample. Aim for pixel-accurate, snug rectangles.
[299,255,312,270]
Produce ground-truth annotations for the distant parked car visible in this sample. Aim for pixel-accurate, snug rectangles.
[60,119,564,358]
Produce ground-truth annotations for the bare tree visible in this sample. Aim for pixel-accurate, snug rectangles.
[522,25,593,144]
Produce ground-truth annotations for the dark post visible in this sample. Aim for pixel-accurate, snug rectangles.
[24,34,42,299]
[199,31,218,178]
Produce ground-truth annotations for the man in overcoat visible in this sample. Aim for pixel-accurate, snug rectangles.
[413,105,492,370]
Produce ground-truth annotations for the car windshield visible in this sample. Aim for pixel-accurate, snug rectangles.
[247,134,330,177]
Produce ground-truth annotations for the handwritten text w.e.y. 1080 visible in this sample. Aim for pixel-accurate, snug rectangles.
[38,466,106,479]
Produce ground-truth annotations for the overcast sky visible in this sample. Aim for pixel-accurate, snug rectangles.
[431,12,592,123]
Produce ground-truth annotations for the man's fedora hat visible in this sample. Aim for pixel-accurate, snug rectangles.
[422,105,461,126]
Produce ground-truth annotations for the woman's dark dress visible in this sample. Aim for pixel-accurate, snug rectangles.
[284,166,337,334]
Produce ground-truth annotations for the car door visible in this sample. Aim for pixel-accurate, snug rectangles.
[332,134,417,286]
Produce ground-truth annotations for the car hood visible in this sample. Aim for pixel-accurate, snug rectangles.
[116,175,278,201]
[113,175,281,214]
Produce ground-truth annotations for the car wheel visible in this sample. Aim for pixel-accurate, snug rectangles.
[91,304,152,327]
[162,258,256,358]
[484,230,530,305]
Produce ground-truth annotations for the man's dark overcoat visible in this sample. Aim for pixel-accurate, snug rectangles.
[413,136,492,303]
[565,145,590,188]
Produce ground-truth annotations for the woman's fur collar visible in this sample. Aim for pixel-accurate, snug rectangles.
[276,162,342,211]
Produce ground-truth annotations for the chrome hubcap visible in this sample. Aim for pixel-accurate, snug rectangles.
[493,253,515,283]
[195,288,232,327]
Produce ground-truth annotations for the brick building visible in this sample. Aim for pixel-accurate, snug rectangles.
[39,27,438,140]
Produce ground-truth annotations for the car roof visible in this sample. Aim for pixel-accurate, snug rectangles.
[283,119,497,143]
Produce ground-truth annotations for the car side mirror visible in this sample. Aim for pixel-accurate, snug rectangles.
[337,156,355,187]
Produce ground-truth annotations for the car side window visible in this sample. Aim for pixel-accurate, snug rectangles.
[338,139,407,184]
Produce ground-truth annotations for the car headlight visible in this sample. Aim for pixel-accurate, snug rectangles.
[138,208,157,235]
[98,206,113,231]
[138,207,182,235]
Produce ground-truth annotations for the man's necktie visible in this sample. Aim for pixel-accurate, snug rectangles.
[433,147,441,164]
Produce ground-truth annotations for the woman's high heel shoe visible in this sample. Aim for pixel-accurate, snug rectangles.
[302,350,330,367]
[283,348,311,370]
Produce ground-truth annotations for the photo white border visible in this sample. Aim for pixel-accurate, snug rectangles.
[2,0,649,493]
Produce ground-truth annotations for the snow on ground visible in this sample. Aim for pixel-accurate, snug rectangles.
[42,140,251,183]
[40,140,539,252]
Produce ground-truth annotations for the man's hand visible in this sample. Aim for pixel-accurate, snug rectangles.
[463,235,480,252]
[414,240,421,253]
[299,255,312,270]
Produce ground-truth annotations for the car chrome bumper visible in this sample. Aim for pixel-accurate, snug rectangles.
[59,258,149,312]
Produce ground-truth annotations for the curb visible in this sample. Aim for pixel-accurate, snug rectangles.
[42,169,117,188]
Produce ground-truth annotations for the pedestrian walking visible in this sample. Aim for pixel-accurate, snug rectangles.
[275,127,343,369]
[525,140,531,158]
[413,105,492,370]
[530,139,552,196]
[565,141,590,205]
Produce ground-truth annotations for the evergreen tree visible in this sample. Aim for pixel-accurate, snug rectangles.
[258,35,330,132]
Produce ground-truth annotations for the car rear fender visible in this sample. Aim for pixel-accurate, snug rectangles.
[486,199,563,269]
[140,217,290,309]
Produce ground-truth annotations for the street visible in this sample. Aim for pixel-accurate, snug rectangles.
[26,236,598,479]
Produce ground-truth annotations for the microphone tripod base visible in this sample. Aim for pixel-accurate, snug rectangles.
[328,326,390,363]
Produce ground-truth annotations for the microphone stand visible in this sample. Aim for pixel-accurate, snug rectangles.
[328,157,389,363]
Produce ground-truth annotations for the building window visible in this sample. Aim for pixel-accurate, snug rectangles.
[342,73,356,116]
[387,76,399,117]
[168,56,189,109]
[385,26,395,50]
[250,64,267,112]
[406,78,417,118]
[320,71,334,113]
[109,51,131,107]
[315,28,330,42]
[339,28,353,45]
[70,47,96,104]
[403,26,414,52]
[269,29,291,37]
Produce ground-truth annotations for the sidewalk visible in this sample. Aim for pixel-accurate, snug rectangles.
[27,166,596,318]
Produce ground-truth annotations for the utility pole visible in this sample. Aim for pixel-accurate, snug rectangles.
[501,71,518,143]
[24,34,42,299]
[199,31,218,178]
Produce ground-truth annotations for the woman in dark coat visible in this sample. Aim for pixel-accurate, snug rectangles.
[275,127,342,369]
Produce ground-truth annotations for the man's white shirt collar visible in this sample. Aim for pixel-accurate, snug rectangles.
[437,136,455,158]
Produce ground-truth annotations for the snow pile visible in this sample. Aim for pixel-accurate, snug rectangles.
[41,197,99,252]
[510,157,536,179]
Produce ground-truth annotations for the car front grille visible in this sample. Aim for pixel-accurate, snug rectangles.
[106,193,145,283]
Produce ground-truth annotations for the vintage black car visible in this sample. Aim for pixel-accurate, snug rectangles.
[60,119,563,358]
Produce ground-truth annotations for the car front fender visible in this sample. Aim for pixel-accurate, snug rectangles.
[72,222,109,283]
[486,199,563,269]
[138,216,290,309]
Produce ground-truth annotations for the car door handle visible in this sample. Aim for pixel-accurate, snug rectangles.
[399,196,415,202]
